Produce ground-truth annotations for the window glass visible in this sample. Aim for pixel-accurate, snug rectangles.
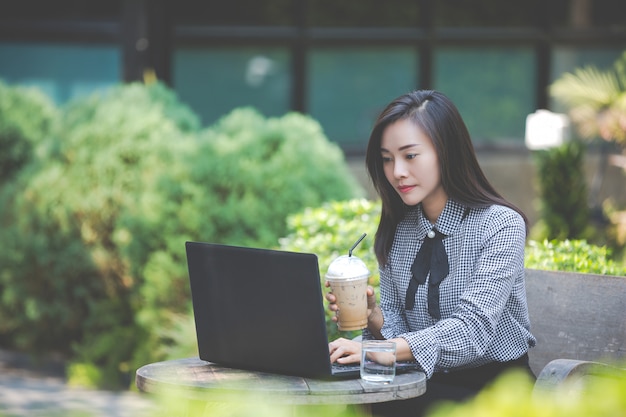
[0,42,121,104]
[308,47,418,151]
[550,47,624,111]
[434,47,536,144]
[173,47,291,126]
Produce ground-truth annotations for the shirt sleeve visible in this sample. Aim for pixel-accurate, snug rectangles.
[378,262,411,337]
[395,208,527,378]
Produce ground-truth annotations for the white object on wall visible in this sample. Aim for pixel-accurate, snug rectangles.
[525,109,572,150]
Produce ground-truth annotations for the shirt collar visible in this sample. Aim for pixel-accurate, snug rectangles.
[416,199,468,238]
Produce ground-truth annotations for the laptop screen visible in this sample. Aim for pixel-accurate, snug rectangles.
[185,241,335,378]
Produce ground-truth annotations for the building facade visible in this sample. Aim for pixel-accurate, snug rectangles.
[1,0,625,222]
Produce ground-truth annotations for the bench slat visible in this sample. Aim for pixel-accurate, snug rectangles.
[525,268,626,376]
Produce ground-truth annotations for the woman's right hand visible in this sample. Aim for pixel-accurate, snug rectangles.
[325,282,377,323]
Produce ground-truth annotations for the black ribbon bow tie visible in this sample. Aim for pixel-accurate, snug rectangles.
[406,228,449,319]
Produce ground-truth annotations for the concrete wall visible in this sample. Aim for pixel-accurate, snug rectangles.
[347,150,626,229]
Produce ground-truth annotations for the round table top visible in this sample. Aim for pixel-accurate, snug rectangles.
[136,357,427,405]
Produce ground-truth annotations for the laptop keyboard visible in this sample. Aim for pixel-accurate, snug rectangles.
[331,362,361,376]
[332,363,360,372]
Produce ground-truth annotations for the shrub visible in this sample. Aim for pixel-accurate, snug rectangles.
[280,199,380,276]
[428,365,626,417]
[0,81,363,388]
[0,79,58,183]
[0,81,200,387]
[530,141,593,241]
[180,107,365,248]
[525,239,626,276]
[279,199,381,341]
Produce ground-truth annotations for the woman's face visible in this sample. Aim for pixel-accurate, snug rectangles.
[380,118,448,222]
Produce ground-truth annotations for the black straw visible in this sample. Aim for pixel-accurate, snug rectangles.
[348,233,367,257]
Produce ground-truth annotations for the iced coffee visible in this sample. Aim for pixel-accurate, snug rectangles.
[326,254,370,331]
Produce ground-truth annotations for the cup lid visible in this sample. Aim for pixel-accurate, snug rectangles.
[325,255,369,280]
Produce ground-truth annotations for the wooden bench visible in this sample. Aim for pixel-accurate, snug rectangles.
[525,268,626,391]
[357,268,625,391]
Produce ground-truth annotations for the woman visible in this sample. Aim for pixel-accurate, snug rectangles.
[327,90,536,416]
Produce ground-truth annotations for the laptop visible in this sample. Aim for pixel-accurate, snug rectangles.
[185,241,419,379]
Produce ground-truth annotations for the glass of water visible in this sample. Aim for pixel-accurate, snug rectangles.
[360,340,396,384]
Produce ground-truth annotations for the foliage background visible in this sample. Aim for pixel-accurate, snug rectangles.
[529,141,593,241]
[0,81,58,183]
[548,50,626,261]
[1,76,624,390]
[0,81,363,388]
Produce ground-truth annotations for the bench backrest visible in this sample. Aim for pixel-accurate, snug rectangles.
[525,268,626,375]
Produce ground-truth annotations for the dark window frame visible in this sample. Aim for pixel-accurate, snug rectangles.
[1,0,624,152]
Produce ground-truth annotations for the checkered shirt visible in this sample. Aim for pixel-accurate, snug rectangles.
[367,199,536,378]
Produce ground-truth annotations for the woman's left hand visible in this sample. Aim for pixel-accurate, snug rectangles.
[328,337,362,364]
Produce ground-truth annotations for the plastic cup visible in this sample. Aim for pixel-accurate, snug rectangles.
[325,255,370,331]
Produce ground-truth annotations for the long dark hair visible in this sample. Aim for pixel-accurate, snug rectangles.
[365,90,528,266]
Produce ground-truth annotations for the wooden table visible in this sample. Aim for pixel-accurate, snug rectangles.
[136,357,426,414]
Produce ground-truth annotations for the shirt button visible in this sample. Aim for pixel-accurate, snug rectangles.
[427,230,436,239]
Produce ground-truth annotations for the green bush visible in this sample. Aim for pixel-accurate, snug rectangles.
[525,239,626,276]
[279,199,380,341]
[530,141,593,241]
[428,365,626,417]
[0,79,58,183]
[185,106,365,247]
[0,81,363,388]
[0,82,200,387]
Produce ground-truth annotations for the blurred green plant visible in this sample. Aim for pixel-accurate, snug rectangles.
[0,81,363,388]
[0,81,201,388]
[428,364,626,417]
[525,239,625,276]
[549,50,626,262]
[0,79,58,183]
[530,141,594,241]
[183,106,365,248]
[279,199,380,341]
[550,50,626,149]
[280,199,380,276]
